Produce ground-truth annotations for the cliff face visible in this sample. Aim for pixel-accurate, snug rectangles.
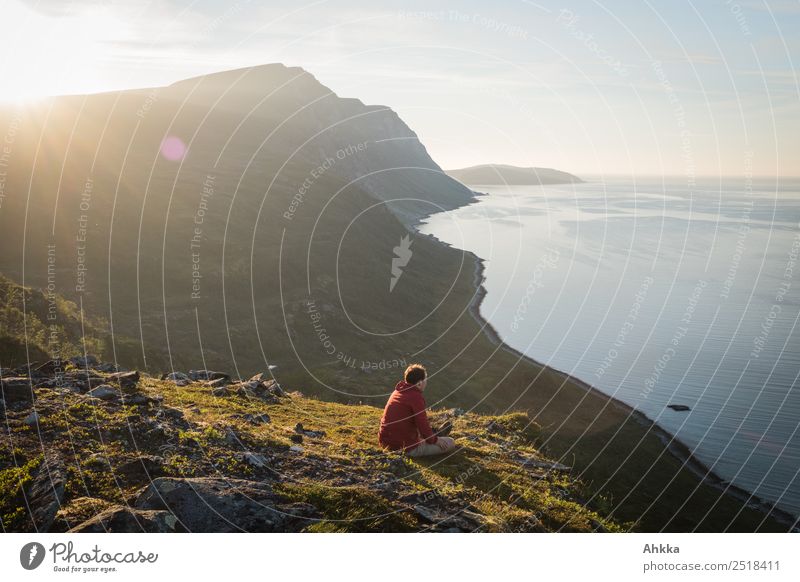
[0,63,475,380]
[145,63,473,223]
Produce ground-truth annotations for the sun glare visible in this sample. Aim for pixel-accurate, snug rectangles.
[0,1,124,104]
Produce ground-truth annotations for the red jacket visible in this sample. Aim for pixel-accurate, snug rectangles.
[378,381,438,451]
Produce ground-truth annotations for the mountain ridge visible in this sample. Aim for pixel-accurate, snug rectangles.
[447,164,583,185]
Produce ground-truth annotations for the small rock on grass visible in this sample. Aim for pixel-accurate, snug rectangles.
[189,370,229,382]
[106,370,139,390]
[87,384,118,400]
[242,452,269,467]
[163,371,190,386]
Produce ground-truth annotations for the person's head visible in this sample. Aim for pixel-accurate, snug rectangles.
[404,363,427,390]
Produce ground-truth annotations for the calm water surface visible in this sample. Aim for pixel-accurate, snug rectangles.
[421,177,800,517]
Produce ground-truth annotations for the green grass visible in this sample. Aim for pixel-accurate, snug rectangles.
[2,375,626,532]
[0,455,42,531]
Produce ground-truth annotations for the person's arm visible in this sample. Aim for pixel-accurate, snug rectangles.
[410,392,438,445]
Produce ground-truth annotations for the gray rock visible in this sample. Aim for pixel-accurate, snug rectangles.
[519,457,571,472]
[262,379,285,397]
[163,372,190,385]
[133,477,295,532]
[155,406,184,421]
[86,454,112,469]
[69,355,99,369]
[224,429,242,447]
[26,457,66,532]
[206,377,230,388]
[242,413,270,425]
[24,411,40,425]
[34,360,62,375]
[124,393,162,406]
[236,384,257,398]
[295,423,325,438]
[87,384,118,400]
[1,377,33,405]
[95,362,120,373]
[69,506,180,533]
[115,455,164,480]
[242,452,268,468]
[188,370,229,382]
[106,370,139,390]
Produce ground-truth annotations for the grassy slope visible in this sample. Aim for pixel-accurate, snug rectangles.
[1,372,623,533]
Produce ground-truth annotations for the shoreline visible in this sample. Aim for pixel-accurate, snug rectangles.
[414,190,798,530]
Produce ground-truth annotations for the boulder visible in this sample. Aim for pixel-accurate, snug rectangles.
[69,355,99,369]
[163,371,190,386]
[115,455,165,480]
[34,360,63,375]
[155,406,184,421]
[86,384,118,401]
[262,379,286,398]
[26,457,66,532]
[69,506,180,533]
[249,372,273,383]
[106,370,140,390]
[70,371,107,392]
[206,377,230,388]
[1,377,33,405]
[95,362,120,373]
[133,477,299,532]
[24,411,40,425]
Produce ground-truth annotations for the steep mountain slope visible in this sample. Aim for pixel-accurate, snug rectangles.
[0,63,475,380]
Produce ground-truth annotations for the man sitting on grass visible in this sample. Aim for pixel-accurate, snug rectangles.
[378,364,456,457]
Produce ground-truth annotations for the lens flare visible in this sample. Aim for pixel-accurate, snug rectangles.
[160,136,186,161]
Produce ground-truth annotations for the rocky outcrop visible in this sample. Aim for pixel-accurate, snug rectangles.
[26,456,66,532]
[1,358,616,534]
[131,477,316,532]
[69,507,180,533]
[1,377,33,405]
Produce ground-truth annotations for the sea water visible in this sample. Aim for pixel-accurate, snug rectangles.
[421,176,800,518]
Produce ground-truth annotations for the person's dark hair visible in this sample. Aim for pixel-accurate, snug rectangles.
[404,364,427,385]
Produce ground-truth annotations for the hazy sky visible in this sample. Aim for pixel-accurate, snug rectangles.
[1,0,798,177]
